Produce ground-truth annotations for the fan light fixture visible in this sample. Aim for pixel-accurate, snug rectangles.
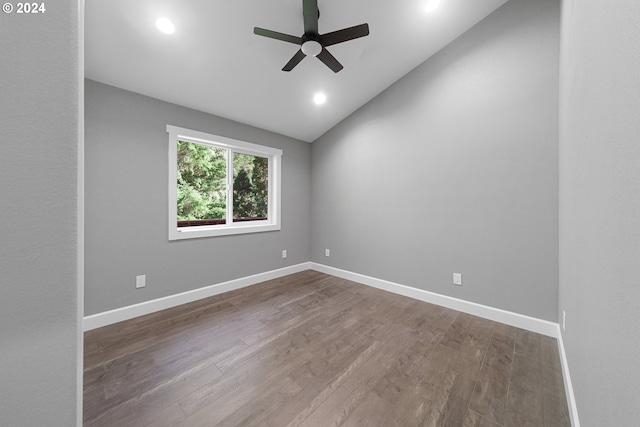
[156,17,175,34]
[425,0,441,13]
[313,92,327,105]
[301,40,323,57]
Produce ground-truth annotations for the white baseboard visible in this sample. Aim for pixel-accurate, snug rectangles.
[556,328,581,427]
[85,262,558,336]
[83,262,311,331]
[309,262,559,338]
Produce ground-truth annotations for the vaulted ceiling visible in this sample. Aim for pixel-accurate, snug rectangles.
[85,0,508,142]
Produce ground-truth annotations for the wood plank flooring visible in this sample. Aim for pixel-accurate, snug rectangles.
[83,271,570,426]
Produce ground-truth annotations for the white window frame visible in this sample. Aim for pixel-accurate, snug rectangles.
[167,125,282,240]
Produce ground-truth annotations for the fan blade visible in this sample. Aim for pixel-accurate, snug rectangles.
[320,23,370,47]
[302,0,319,34]
[282,49,306,72]
[254,27,302,45]
[317,47,343,73]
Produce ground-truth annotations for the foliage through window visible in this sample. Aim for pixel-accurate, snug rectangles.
[168,125,281,240]
[177,142,227,223]
[232,153,269,221]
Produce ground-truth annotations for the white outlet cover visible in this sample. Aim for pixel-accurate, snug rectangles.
[136,275,146,288]
[282,250,287,259]
[453,273,462,285]
[325,249,330,257]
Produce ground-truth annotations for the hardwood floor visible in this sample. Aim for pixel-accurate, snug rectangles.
[83,271,570,426]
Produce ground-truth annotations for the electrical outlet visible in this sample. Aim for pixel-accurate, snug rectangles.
[325,249,330,257]
[136,274,146,289]
[453,273,462,286]
[282,249,287,259]
[562,310,566,331]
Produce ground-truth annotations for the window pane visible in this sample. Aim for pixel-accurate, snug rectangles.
[176,140,227,227]
[233,153,268,222]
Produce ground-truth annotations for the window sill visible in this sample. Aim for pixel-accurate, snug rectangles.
[169,222,281,241]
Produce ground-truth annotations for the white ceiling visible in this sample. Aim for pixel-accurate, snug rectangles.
[85,0,508,142]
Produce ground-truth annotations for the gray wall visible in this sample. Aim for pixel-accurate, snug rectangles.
[0,1,81,425]
[311,0,560,321]
[85,80,311,315]
[559,0,640,424]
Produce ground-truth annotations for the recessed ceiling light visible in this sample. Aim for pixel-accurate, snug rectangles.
[155,17,175,35]
[425,0,441,13]
[313,92,327,105]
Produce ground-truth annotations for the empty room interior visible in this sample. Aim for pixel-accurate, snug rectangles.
[2,0,639,426]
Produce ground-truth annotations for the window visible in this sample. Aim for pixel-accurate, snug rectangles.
[167,125,282,240]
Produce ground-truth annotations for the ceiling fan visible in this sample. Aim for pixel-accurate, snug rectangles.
[253,0,370,73]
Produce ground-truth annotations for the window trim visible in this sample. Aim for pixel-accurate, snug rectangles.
[167,125,282,240]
